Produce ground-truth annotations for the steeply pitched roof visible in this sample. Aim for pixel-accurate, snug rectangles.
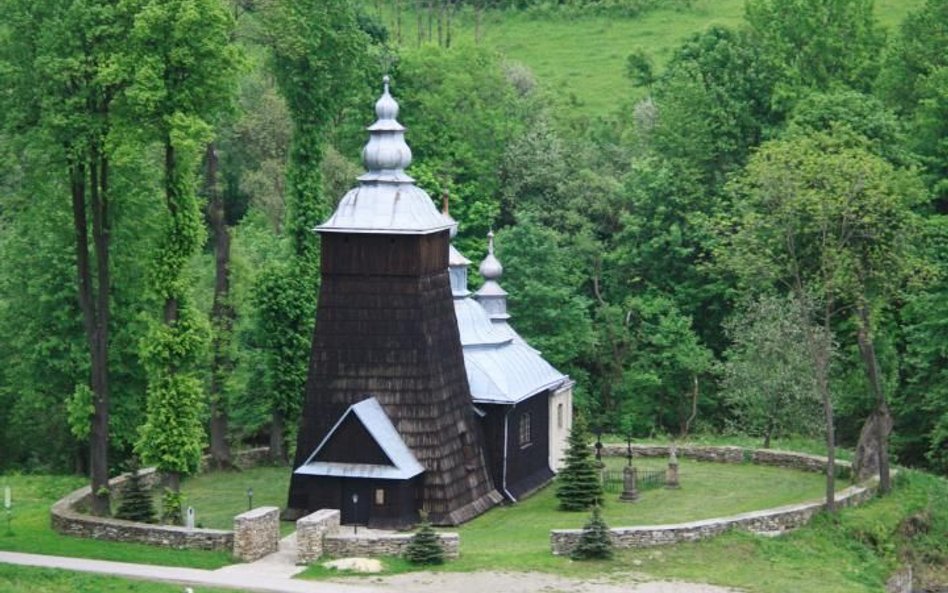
[294,396,425,480]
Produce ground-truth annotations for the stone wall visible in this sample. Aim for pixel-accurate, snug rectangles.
[551,483,875,555]
[322,530,460,560]
[296,509,341,564]
[552,447,880,556]
[598,444,744,463]
[233,506,280,562]
[51,448,269,553]
[51,473,233,552]
[885,566,913,593]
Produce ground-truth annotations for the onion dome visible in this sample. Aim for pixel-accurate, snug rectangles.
[474,231,510,323]
[317,77,451,235]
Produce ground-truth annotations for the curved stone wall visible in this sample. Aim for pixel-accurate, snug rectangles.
[552,446,867,555]
[51,447,269,552]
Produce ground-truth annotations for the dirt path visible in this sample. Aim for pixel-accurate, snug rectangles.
[344,570,744,593]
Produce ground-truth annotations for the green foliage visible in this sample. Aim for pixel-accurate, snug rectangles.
[114,462,157,524]
[570,504,613,560]
[745,0,885,112]
[160,488,184,526]
[556,416,603,511]
[404,515,445,565]
[396,44,528,252]
[720,294,826,446]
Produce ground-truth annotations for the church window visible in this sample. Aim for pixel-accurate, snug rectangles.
[557,403,564,429]
[374,489,385,506]
[519,413,532,447]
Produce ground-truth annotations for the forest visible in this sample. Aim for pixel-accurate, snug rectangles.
[0,0,945,513]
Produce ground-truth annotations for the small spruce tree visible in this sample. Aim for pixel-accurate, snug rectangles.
[404,513,444,565]
[114,461,157,524]
[570,505,613,560]
[555,415,603,511]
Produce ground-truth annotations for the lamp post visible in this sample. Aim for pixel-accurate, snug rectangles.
[351,493,359,535]
[247,487,253,511]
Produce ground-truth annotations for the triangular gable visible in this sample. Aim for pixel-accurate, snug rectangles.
[295,396,424,480]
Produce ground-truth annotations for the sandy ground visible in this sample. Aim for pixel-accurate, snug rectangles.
[345,570,744,593]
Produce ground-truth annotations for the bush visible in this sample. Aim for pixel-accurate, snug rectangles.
[404,514,445,565]
[571,504,614,560]
[161,488,184,526]
[555,415,603,511]
[114,461,156,524]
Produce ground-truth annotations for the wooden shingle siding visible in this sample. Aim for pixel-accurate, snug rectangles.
[288,231,499,527]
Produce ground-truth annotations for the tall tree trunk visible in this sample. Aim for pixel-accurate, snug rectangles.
[818,302,836,513]
[437,0,444,47]
[395,0,402,44]
[475,3,482,44]
[270,409,286,463]
[72,142,112,517]
[427,1,433,42]
[445,1,452,48]
[206,144,234,470]
[163,143,179,325]
[417,1,423,46]
[856,303,892,494]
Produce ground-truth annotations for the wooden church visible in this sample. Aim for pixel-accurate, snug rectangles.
[285,78,573,529]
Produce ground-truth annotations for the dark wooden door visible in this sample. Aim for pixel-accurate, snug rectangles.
[341,481,370,525]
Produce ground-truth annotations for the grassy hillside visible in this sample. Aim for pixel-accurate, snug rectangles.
[387,0,924,118]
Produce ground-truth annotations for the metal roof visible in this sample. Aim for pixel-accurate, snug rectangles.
[294,396,425,480]
[465,342,567,404]
[450,236,568,404]
[316,76,451,236]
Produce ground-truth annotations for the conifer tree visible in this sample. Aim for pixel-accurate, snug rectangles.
[555,415,603,511]
[570,505,613,560]
[115,461,157,524]
[404,514,445,565]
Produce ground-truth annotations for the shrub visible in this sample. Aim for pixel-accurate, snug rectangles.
[114,461,156,524]
[571,504,614,560]
[405,514,444,565]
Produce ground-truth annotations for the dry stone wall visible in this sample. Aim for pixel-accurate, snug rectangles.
[322,531,460,560]
[233,506,280,562]
[51,474,233,551]
[552,447,875,555]
[296,509,341,563]
[51,448,268,553]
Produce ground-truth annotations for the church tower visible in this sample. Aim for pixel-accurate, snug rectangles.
[286,78,501,528]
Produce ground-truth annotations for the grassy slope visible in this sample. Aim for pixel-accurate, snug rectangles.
[393,0,923,118]
[0,474,230,569]
[180,466,294,536]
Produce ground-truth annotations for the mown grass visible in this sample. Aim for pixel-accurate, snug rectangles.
[0,474,230,569]
[179,465,295,536]
[0,564,242,593]
[300,470,948,593]
[386,0,924,118]
[301,455,834,578]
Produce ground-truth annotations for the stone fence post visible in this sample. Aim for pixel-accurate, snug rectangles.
[233,506,280,562]
[296,509,341,564]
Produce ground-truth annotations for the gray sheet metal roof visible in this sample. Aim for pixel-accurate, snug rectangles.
[317,77,451,236]
[465,342,567,404]
[450,236,568,404]
[294,396,424,480]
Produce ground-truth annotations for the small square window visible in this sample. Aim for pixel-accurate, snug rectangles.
[374,489,385,506]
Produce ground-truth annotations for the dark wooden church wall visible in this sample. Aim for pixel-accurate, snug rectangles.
[506,392,554,499]
[298,475,422,528]
[288,231,498,524]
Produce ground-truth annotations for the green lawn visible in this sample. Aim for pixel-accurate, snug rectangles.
[442,456,831,572]
[0,474,230,569]
[387,0,924,118]
[0,564,243,593]
[179,465,294,535]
